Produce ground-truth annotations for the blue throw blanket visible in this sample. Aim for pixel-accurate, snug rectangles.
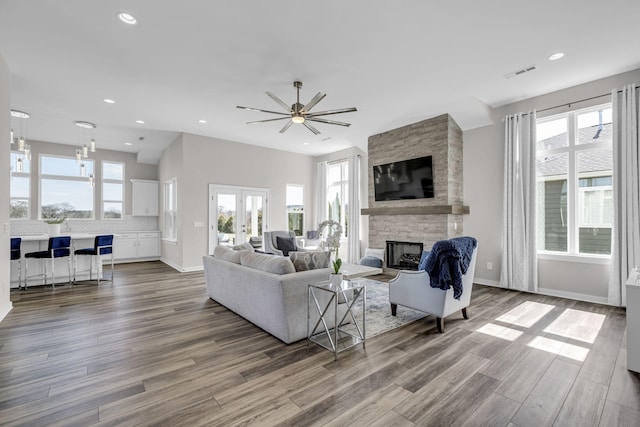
[423,237,477,300]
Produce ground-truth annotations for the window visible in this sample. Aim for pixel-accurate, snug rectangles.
[536,104,613,255]
[102,161,124,218]
[10,151,30,219]
[40,155,94,219]
[326,160,349,237]
[164,178,177,241]
[286,184,304,236]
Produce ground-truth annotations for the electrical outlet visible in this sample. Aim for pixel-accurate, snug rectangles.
[486,262,493,270]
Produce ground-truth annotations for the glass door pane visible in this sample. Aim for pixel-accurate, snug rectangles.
[217,193,237,246]
[244,193,264,242]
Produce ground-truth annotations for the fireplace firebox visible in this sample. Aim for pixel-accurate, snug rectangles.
[386,240,424,270]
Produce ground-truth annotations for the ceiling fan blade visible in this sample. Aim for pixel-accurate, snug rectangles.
[279,120,294,133]
[306,107,358,117]
[247,117,290,124]
[303,121,321,135]
[300,92,326,113]
[307,117,352,127]
[265,92,292,112]
[236,106,290,116]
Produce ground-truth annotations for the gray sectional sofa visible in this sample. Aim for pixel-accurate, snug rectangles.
[203,246,345,344]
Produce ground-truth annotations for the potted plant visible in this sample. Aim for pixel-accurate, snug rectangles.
[44,217,66,236]
[330,258,343,286]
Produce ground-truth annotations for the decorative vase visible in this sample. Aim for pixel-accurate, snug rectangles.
[329,273,343,286]
[48,223,61,236]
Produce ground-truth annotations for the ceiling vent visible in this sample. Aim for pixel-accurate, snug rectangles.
[504,65,537,79]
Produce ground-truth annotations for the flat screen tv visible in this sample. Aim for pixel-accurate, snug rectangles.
[373,155,434,201]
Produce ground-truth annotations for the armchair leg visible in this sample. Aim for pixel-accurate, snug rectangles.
[391,303,397,316]
[462,307,469,319]
[436,317,444,333]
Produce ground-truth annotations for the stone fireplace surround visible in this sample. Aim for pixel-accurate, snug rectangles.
[362,114,469,273]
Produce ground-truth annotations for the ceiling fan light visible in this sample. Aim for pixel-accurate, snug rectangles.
[292,115,305,124]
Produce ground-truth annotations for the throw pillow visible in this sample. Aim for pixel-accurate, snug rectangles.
[213,246,242,264]
[231,242,254,251]
[364,247,385,262]
[240,251,296,275]
[289,250,331,272]
[359,256,382,268]
[276,236,297,256]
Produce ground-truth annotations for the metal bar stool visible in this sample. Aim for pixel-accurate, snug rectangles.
[10,237,22,290]
[24,236,72,289]
[74,235,114,284]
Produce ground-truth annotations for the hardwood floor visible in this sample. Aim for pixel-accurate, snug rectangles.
[1,261,639,426]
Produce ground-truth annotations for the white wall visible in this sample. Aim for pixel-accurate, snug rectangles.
[159,133,317,271]
[464,67,640,304]
[158,134,184,270]
[0,53,11,321]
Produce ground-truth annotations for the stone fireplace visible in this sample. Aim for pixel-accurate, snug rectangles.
[386,241,423,270]
[361,114,469,272]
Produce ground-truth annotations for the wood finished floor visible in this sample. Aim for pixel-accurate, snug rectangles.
[1,261,639,426]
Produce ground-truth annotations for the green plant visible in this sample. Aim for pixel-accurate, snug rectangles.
[44,217,66,224]
[332,258,342,274]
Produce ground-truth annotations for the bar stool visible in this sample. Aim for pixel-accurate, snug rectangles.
[24,236,72,289]
[74,235,114,284]
[10,237,22,290]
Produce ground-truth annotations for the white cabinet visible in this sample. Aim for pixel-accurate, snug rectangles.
[114,232,160,261]
[131,179,159,216]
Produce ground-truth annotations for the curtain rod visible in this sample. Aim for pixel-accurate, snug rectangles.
[521,84,638,116]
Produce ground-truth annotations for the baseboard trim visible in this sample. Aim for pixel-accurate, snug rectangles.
[474,278,501,287]
[537,287,610,305]
[0,302,13,322]
[160,258,204,273]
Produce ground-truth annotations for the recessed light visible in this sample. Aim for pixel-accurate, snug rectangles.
[10,110,30,119]
[124,142,133,146]
[135,120,145,124]
[103,98,116,104]
[118,12,137,25]
[198,119,207,124]
[548,52,564,61]
[303,142,309,145]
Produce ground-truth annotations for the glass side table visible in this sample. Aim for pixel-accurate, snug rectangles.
[307,278,366,360]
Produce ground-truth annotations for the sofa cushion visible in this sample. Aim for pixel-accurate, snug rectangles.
[240,250,296,275]
[289,250,331,272]
[213,246,242,264]
[276,236,297,256]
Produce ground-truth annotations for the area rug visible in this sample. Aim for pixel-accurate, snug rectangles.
[341,278,426,338]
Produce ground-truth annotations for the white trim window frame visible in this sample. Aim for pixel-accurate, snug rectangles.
[164,177,177,242]
[536,103,613,257]
[102,161,125,219]
[40,154,95,220]
[10,151,31,219]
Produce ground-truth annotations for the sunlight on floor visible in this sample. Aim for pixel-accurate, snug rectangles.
[543,309,606,344]
[527,336,590,362]
[496,301,555,327]
[476,323,523,341]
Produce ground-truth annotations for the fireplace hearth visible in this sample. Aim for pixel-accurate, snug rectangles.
[386,240,424,270]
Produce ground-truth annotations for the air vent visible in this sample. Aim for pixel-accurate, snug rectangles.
[504,65,537,79]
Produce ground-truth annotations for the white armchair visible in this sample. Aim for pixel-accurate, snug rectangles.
[389,246,478,333]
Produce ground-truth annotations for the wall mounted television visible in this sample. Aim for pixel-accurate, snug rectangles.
[373,155,434,201]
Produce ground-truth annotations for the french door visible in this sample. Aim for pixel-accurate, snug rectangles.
[208,184,269,254]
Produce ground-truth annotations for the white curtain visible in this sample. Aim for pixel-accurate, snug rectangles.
[501,112,538,292]
[610,84,640,307]
[315,161,327,229]
[348,155,361,263]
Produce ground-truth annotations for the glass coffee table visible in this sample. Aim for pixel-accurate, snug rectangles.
[307,278,366,360]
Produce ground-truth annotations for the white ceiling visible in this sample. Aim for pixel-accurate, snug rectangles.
[2,1,639,164]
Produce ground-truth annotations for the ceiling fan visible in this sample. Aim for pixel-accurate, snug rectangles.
[236,81,357,135]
